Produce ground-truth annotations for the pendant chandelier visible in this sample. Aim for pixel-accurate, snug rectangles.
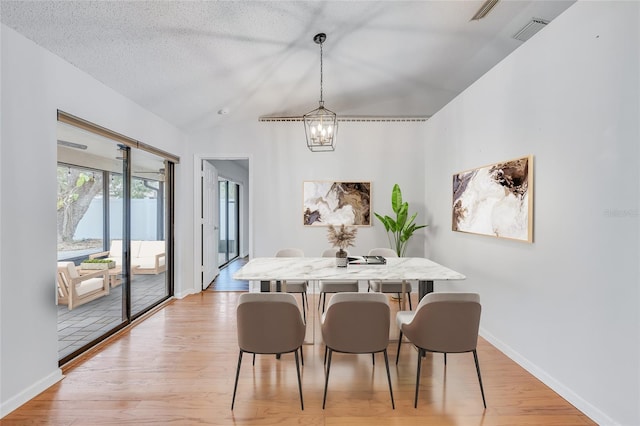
[303,33,338,152]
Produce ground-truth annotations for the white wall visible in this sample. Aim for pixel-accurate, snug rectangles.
[423,2,639,425]
[188,119,428,268]
[0,25,187,416]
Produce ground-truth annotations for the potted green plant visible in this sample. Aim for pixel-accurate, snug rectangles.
[374,184,428,257]
[327,224,357,267]
[80,258,116,270]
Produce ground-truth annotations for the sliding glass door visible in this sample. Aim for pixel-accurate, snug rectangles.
[56,113,175,364]
[218,179,240,267]
[130,149,169,317]
[57,127,128,360]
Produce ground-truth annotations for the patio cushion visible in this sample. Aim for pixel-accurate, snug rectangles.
[76,277,108,296]
[137,240,164,258]
[93,240,165,273]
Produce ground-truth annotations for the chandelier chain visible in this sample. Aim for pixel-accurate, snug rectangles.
[319,40,324,104]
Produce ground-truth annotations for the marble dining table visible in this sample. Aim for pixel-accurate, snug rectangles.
[233,256,466,299]
[233,256,466,343]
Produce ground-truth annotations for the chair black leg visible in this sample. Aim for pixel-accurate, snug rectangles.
[396,293,402,309]
[231,350,243,410]
[323,345,328,365]
[372,353,375,365]
[299,345,304,366]
[301,293,307,323]
[294,348,304,410]
[444,352,447,366]
[473,349,487,409]
[322,293,327,313]
[322,348,333,409]
[396,331,403,365]
[408,293,413,310]
[414,348,423,408]
[383,349,395,409]
[252,353,256,366]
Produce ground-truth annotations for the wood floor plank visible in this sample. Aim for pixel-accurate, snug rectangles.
[3,291,596,425]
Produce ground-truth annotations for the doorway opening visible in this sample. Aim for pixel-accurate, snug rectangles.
[199,158,250,291]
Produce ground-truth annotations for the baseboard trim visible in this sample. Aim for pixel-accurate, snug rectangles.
[480,327,617,426]
[175,288,200,299]
[0,368,63,418]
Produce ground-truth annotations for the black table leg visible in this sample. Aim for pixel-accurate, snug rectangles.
[260,280,282,292]
[418,280,434,300]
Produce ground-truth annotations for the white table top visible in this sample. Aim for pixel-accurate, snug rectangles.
[233,257,466,282]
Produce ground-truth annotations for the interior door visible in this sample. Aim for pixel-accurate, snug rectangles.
[202,160,219,289]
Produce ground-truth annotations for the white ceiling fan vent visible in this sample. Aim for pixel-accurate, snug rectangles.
[513,18,549,42]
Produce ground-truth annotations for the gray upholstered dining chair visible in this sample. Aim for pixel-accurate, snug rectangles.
[275,248,309,322]
[317,248,359,312]
[232,292,306,410]
[395,292,486,408]
[321,292,395,409]
[367,248,413,310]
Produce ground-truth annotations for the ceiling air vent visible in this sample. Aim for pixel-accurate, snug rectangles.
[513,18,549,42]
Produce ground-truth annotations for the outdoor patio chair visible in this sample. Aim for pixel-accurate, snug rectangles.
[56,261,110,310]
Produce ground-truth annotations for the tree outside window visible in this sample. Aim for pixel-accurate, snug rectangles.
[57,166,161,258]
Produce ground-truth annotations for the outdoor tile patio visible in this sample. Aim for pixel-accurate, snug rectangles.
[58,258,251,361]
[57,273,168,359]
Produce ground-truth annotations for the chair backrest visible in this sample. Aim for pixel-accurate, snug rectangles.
[56,262,75,297]
[236,293,306,354]
[58,261,79,279]
[321,292,390,353]
[110,240,123,255]
[138,240,165,257]
[321,248,349,257]
[368,248,397,258]
[275,248,305,258]
[403,292,481,353]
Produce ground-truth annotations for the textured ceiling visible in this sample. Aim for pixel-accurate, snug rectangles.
[1,0,575,132]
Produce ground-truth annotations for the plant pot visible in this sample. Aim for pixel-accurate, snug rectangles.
[81,260,115,270]
[336,249,348,268]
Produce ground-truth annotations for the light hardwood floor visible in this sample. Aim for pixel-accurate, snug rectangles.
[4,291,595,425]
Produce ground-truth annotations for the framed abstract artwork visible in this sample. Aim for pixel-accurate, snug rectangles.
[452,155,533,242]
[303,181,371,226]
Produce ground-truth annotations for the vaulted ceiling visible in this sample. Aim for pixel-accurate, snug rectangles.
[1,1,575,132]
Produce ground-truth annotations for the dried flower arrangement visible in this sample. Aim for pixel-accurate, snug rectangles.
[327,224,358,256]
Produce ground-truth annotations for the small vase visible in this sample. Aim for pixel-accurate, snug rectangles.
[336,249,348,267]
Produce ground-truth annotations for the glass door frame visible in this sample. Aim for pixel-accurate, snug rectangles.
[217,179,240,268]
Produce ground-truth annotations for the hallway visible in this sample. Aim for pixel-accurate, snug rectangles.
[208,257,249,291]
